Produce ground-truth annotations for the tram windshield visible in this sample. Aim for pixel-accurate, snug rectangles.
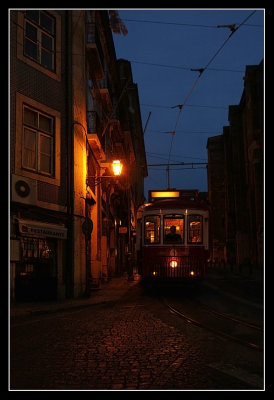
[188,215,202,243]
[144,215,160,244]
[164,214,184,244]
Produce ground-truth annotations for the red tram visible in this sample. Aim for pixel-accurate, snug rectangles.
[136,189,209,283]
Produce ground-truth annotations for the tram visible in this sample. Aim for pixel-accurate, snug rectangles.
[136,189,209,283]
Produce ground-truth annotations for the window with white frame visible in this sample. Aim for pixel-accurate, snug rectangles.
[22,105,54,176]
[144,215,160,244]
[24,10,55,71]
[188,215,203,243]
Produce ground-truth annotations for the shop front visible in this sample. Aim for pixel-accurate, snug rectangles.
[10,219,67,302]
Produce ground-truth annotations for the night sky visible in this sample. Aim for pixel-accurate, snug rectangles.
[113,8,264,201]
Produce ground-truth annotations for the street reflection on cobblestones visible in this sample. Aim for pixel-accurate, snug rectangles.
[10,280,263,390]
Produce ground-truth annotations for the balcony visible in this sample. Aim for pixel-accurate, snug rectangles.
[109,119,123,141]
[87,134,106,162]
[86,20,105,80]
[86,111,106,161]
[92,74,113,115]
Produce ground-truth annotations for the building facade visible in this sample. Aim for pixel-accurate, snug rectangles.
[206,134,226,265]
[9,10,147,301]
[207,60,264,276]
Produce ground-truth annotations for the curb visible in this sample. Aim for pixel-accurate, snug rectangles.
[10,276,141,319]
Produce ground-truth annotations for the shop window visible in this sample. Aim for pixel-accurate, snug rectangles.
[21,237,56,260]
[16,237,57,301]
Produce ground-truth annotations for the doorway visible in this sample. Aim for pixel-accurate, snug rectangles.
[15,237,57,301]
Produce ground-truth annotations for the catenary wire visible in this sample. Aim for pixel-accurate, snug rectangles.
[141,103,227,110]
[130,60,245,73]
[163,10,257,187]
[123,18,262,29]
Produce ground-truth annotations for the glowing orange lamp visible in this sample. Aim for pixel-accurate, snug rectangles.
[112,160,123,176]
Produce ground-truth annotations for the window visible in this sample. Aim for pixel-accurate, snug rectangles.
[164,214,184,244]
[144,215,160,244]
[22,105,54,176]
[24,10,55,71]
[188,215,203,243]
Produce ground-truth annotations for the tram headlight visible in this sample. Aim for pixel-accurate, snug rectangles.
[170,259,178,268]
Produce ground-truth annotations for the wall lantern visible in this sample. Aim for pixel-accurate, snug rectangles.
[112,160,123,176]
[87,159,123,186]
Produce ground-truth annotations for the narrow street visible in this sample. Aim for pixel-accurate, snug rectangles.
[10,272,264,390]
[9,8,264,393]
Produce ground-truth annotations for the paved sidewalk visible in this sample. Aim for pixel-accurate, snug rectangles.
[10,273,141,319]
[9,268,264,319]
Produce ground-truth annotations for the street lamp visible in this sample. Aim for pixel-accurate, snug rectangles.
[111,160,123,176]
[87,159,124,186]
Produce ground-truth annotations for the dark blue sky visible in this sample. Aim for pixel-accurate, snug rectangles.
[112,8,264,201]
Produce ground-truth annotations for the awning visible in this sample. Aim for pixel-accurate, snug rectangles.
[18,219,67,240]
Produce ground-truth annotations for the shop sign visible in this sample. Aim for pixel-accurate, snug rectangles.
[18,219,67,239]
[119,226,127,234]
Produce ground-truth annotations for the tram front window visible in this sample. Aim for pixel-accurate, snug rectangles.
[164,215,184,244]
[144,215,160,244]
[188,215,202,243]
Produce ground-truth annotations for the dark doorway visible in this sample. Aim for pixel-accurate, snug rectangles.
[15,237,57,301]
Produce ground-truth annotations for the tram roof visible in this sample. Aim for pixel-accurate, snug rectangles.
[142,198,209,212]
[148,189,199,202]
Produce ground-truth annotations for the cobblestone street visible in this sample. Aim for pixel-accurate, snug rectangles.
[9,273,263,390]
[9,7,264,393]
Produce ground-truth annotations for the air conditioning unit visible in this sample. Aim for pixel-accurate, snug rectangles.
[11,174,37,205]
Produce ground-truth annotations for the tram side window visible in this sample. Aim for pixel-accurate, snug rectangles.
[144,215,160,244]
[188,215,202,243]
[164,215,184,244]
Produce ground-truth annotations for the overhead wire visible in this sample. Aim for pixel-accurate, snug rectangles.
[141,102,227,110]
[163,10,257,188]
[147,151,207,161]
[11,11,260,188]
[123,18,262,29]
[147,152,207,162]
[150,130,221,134]
[130,59,245,73]
[166,71,201,187]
